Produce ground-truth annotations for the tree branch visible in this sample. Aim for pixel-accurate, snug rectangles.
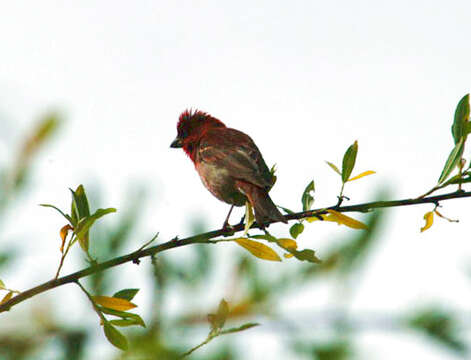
[1,190,470,313]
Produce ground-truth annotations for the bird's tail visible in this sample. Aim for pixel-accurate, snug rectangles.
[236,181,287,226]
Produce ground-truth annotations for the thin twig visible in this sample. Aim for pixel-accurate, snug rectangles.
[181,332,216,358]
[137,232,159,252]
[76,280,105,322]
[55,235,75,279]
[181,323,260,357]
[1,190,471,313]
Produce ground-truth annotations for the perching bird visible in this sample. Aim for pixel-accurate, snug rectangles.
[170,110,287,228]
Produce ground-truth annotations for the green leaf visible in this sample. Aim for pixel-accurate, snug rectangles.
[438,138,465,184]
[301,180,315,211]
[278,206,295,215]
[98,306,146,327]
[39,204,73,224]
[109,319,141,327]
[217,299,229,327]
[70,185,90,220]
[289,223,304,239]
[113,288,139,301]
[103,321,128,351]
[75,208,117,244]
[465,121,471,136]
[0,279,5,289]
[291,249,322,264]
[221,322,259,334]
[325,161,341,176]
[442,173,471,186]
[70,185,91,248]
[342,141,358,183]
[208,299,229,332]
[451,94,470,144]
[71,199,79,226]
[250,233,278,242]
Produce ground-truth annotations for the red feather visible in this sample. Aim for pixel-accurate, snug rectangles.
[172,110,286,226]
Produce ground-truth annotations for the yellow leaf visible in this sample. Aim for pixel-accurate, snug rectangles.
[0,291,13,305]
[244,201,255,236]
[348,170,376,182]
[420,211,434,232]
[306,214,342,223]
[305,213,327,223]
[284,253,294,258]
[93,296,137,311]
[277,238,298,250]
[325,161,341,176]
[322,215,343,223]
[59,224,73,253]
[325,210,368,230]
[234,238,281,262]
[230,299,253,317]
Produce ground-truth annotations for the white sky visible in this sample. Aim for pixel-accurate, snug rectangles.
[1,1,471,359]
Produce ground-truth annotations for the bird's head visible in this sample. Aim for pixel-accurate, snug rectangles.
[170,109,225,157]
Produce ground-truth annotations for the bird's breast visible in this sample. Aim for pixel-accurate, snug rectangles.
[195,161,246,206]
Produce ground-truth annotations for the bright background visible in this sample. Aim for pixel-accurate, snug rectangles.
[1,1,470,359]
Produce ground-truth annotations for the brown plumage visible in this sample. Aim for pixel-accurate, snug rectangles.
[170,110,286,227]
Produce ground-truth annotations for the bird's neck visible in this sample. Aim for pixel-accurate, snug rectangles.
[183,136,200,163]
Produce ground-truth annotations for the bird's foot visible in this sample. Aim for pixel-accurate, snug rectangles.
[222,221,235,236]
[255,219,267,230]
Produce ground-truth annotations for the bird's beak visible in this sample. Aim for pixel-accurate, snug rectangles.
[170,137,183,148]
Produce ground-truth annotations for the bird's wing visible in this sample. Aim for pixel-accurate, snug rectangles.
[198,128,273,189]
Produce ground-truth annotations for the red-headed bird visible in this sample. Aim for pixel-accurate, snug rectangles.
[170,110,287,228]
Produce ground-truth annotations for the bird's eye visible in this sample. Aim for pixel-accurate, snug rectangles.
[179,128,188,139]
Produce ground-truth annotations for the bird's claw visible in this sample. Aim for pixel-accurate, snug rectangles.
[222,221,235,236]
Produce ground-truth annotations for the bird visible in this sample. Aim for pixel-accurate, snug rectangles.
[170,109,287,228]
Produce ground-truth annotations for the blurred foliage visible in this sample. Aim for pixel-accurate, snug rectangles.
[406,306,467,355]
[0,112,61,213]
[293,340,353,360]
[87,186,146,296]
[0,101,471,359]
